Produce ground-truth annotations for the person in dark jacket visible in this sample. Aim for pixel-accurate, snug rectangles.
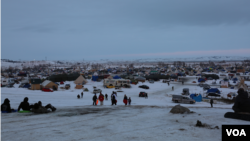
[81,92,83,98]
[123,94,128,105]
[172,86,174,91]
[77,94,80,99]
[93,95,97,105]
[128,97,131,105]
[1,98,15,113]
[210,98,214,108]
[105,94,108,100]
[232,88,250,113]
[38,101,56,112]
[111,93,117,105]
[18,97,31,111]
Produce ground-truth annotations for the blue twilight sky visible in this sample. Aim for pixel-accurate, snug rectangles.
[1,0,250,61]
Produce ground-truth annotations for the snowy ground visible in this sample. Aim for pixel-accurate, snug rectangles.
[1,78,249,141]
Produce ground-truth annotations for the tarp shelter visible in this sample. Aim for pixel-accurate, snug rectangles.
[198,78,206,82]
[74,75,88,85]
[41,80,58,89]
[232,78,238,81]
[92,76,98,81]
[190,94,202,102]
[22,83,31,88]
[207,88,220,94]
[113,75,121,79]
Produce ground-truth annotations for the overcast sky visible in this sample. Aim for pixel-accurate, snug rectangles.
[2,0,250,61]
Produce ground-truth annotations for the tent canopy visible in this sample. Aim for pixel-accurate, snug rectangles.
[74,75,88,85]
[207,88,220,94]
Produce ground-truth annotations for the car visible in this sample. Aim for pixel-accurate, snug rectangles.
[172,95,195,104]
[149,80,154,83]
[139,92,148,97]
[197,83,209,88]
[138,85,149,89]
[206,93,220,97]
[93,89,102,94]
[203,85,211,90]
[42,88,53,92]
[65,84,70,89]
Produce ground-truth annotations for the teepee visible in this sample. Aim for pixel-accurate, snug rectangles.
[237,77,248,91]
[74,75,88,85]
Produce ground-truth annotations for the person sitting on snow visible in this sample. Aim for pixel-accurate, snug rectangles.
[232,88,250,114]
[31,101,56,113]
[18,97,31,111]
[1,98,15,113]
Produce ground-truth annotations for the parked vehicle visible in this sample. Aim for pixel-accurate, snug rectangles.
[172,95,195,104]
[139,92,148,97]
[65,84,70,90]
[138,85,149,89]
[149,80,154,83]
[42,88,53,92]
[203,85,211,90]
[93,89,102,94]
[197,83,209,88]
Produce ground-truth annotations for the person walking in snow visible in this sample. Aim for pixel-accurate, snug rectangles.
[98,93,104,105]
[77,94,80,99]
[105,94,108,100]
[81,92,83,98]
[210,98,214,108]
[128,97,131,105]
[111,93,117,105]
[168,82,170,86]
[123,94,128,105]
[172,86,174,91]
[93,94,97,105]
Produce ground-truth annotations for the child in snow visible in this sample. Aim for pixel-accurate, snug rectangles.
[128,97,131,105]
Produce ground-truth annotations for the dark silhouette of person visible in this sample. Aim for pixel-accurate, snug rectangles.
[18,97,31,111]
[210,98,214,108]
[232,88,250,113]
[1,98,15,113]
[81,92,83,98]
[93,95,97,105]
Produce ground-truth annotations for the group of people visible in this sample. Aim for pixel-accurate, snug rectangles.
[92,91,131,106]
[1,97,56,114]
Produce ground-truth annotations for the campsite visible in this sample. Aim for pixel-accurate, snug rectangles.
[1,59,250,141]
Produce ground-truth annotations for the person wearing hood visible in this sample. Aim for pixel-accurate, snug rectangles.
[111,93,117,105]
[31,101,56,113]
[1,98,15,113]
[18,97,31,111]
[93,94,97,105]
[232,88,250,113]
[123,94,128,105]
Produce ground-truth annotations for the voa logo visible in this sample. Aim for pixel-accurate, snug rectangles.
[226,129,246,136]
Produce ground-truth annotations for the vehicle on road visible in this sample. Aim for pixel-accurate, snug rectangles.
[139,92,148,97]
[172,95,195,104]
[138,85,149,89]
